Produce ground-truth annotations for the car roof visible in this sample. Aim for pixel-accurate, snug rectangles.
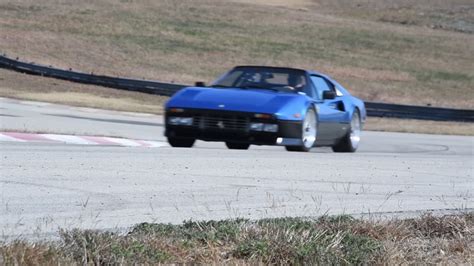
[233,66,330,78]
[230,65,349,93]
[307,70,332,79]
[234,65,308,73]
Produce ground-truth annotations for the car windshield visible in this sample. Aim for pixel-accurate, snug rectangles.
[211,67,307,92]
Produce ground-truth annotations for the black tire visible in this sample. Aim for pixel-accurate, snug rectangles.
[225,142,250,150]
[285,146,306,152]
[332,137,353,153]
[332,110,361,153]
[168,137,195,148]
[285,107,317,152]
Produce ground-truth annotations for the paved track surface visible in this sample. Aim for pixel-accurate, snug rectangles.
[0,98,163,140]
[1,98,473,239]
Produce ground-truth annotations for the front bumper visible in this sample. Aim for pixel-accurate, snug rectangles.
[164,109,303,146]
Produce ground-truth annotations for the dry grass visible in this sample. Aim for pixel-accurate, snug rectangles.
[0,0,472,135]
[233,0,312,8]
[0,0,472,109]
[365,117,474,136]
[0,69,166,114]
[1,213,472,264]
[317,0,474,33]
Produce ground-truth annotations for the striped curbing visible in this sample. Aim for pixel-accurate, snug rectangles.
[0,132,168,148]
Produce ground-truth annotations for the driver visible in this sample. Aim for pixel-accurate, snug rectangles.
[288,75,305,91]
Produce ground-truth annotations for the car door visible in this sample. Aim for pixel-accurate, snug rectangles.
[309,75,347,142]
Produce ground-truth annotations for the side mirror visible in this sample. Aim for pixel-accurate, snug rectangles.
[195,81,206,87]
[322,90,336,100]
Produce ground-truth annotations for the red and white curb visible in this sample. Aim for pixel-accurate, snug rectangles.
[0,132,168,148]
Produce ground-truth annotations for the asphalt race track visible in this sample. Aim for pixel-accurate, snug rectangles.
[1,98,473,239]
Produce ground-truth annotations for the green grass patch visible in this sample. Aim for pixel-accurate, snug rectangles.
[2,213,472,264]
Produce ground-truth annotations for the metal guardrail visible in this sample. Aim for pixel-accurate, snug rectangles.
[0,55,183,96]
[365,102,473,122]
[1,55,473,122]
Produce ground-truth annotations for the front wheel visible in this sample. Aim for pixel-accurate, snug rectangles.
[225,142,250,150]
[285,108,317,152]
[168,137,195,148]
[332,110,361,153]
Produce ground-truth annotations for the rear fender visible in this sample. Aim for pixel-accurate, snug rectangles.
[344,97,366,124]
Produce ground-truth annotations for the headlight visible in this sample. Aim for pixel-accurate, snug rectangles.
[168,117,193,126]
[250,123,278,132]
[250,123,264,131]
[169,117,181,125]
[179,117,193,125]
[263,124,278,132]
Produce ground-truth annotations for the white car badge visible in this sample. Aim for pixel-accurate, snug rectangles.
[218,104,225,108]
[217,121,225,129]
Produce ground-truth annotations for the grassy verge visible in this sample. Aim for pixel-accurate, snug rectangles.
[1,213,472,264]
[318,0,474,34]
[0,69,166,114]
[0,0,472,136]
[0,0,472,109]
[365,117,474,136]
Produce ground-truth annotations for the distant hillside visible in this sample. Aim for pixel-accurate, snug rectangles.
[0,0,472,108]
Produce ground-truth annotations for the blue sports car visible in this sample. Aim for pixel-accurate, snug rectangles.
[165,66,366,152]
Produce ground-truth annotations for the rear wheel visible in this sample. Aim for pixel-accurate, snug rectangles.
[285,108,317,152]
[332,110,361,153]
[168,137,195,148]
[226,142,250,150]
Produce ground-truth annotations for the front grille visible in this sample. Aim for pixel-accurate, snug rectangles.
[193,115,249,131]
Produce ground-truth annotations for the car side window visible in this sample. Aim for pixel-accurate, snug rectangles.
[310,76,333,100]
[300,78,315,98]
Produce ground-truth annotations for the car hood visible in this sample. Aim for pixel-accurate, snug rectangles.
[166,87,305,115]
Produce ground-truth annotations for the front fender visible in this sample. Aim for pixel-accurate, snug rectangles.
[274,96,314,121]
